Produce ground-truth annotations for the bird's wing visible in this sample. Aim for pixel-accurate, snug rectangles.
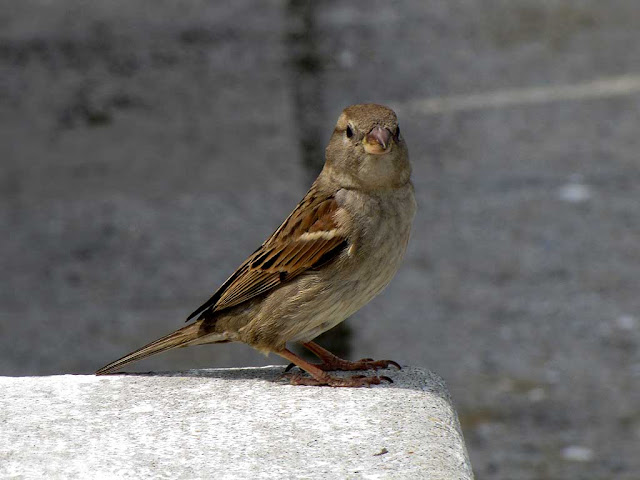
[186,186,349,321]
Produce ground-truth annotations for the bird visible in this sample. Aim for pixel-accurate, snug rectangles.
[96,103,416,387]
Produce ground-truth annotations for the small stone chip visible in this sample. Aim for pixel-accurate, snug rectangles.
[374,447,389,456]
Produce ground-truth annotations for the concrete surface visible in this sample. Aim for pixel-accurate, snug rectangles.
[0,366,473,480]
[2,1,640,479]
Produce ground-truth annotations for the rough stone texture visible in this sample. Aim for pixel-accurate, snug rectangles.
[0,367,473,480]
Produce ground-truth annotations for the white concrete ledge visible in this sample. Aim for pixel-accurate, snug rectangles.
[0,366,473,479]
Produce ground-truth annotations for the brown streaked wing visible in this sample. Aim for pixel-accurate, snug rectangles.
[186,187,348,321]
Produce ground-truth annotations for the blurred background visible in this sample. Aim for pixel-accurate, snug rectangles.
[1,1,639,478]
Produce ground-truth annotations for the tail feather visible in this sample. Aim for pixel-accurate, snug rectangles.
[96,322,205,375]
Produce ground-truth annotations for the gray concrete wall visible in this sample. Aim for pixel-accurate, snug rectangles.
[2,2,639,479]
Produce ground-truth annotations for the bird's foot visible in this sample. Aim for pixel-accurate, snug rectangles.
[317,357,401,372]
[278,347,395,387]
[284,372,393,387]
[298,341,401,372]
[284,357,400,373]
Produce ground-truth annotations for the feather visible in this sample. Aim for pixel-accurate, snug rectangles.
[186,184,349,321]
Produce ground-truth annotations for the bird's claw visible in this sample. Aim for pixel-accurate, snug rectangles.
[316,358,402,372]
[387,360,402,370]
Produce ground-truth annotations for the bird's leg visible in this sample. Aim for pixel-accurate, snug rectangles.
[301,341,401,371]
[277,348,392,387]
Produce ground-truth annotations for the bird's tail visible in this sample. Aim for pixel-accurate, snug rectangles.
[96,321,215,375]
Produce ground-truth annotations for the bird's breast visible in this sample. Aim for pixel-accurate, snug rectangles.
[337,183,416,306]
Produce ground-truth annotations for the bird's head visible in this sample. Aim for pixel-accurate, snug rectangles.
[322,104,410,191]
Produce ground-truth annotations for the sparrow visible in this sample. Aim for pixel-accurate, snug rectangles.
[96,103,416,387]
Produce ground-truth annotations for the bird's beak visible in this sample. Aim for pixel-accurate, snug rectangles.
[363,126,392,155]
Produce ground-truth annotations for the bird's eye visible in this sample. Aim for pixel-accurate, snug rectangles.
[346,126,353,138]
